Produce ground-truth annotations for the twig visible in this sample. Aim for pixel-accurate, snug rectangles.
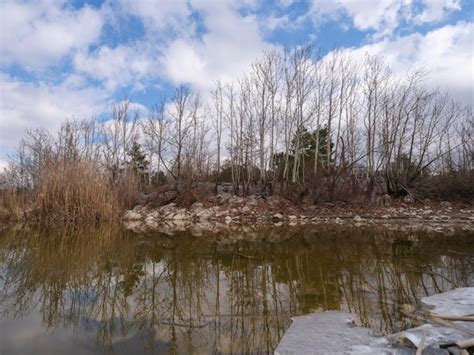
[457,338,474,349]
[416,330,426,355]
[431,314,474,322]
[236,253,257,259]
[157,321,212,328]
[431,315,474,336]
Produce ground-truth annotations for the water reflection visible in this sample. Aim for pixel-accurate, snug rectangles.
[0,225,473,354]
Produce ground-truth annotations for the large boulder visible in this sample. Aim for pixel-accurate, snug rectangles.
[123,210,142,221]
[171,209,191,220]
[190,202,204,210]
[195,208,214,220]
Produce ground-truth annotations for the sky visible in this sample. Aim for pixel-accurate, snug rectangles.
[0,0,473,165]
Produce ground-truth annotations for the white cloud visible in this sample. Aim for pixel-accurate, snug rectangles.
[85,0,274,92]
[415,0,461,23]
[0,0,104,69]
[263,14,294,31]
[160,0,275,89]
[309,0,412,37]
[334,21,473,104]
[277,0,296,7]
[74,45,158,91]
[0,73,110,153]
[308,0,462,38]
[117,0,190,34]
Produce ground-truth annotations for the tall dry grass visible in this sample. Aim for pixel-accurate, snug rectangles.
[0,119,141,223]
[2,162,139,223]
[35,161,119,222]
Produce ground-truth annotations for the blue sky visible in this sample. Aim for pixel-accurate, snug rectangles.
[0,0,473,164]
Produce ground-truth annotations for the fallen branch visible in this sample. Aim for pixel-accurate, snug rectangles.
[431,314,474,322]
[431,316,474,336]
[416,330,427,355]
[457,338,474,349]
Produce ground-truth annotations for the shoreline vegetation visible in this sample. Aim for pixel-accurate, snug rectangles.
[0,49,472,225]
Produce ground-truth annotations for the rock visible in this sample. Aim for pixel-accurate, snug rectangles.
[440,201,451,208]
[288,215,297,220]
[382,194,392,207]
[144,215,159,228]
[275,311,398,355]
[160,203,176,212]
[387,288,474,350]
[123,220,145,232]
[247,197,258,207]
[172,210,190,220]
[123,210,142,220]
[354,215,363,222]
[387,322,474,349]
[421,287,474,316]
[132,205,144,212]
[272,213,283,220]
[190,202,204,210]
[241,205,251,214]
[195,208,214,220]
[215,209,228,218]
[224,216,232,224]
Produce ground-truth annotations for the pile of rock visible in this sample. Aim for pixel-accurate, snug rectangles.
[122,193,474,234]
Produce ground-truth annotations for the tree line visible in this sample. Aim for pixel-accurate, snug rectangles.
[1,46,472,221]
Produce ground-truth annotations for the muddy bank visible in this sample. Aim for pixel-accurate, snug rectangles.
[123,193,474,234]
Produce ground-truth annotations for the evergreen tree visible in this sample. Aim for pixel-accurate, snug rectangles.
[127,142,149,187]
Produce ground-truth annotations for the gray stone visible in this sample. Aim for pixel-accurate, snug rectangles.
[383,194,392,207]
[273,213,284,220]
[123,210,142,220]
[172,210,190,220]
[421,287,474,316]
[190,202,204,210]
[387,288,474,349]
[275,311,406,355]
[241,205,251,214]
[440,201,451,208]
[387,322,474,349]
[195,208,214,220]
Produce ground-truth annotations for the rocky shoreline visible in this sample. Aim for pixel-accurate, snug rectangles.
[123,193,474,235]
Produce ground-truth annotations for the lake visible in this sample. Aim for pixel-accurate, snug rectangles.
[0,224,473,354]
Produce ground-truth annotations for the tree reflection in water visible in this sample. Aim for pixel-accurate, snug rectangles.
[0,225,473,354]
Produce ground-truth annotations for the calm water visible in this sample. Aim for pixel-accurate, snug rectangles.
[0,224,473,354]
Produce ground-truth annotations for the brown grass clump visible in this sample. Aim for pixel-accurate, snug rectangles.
[34,161,120,222]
